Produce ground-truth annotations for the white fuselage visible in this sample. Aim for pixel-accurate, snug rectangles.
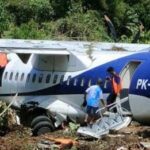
[0,39,150,124]
[0,51,131,123]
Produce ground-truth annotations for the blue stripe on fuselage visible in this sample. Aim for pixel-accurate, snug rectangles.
[0,51,150,98]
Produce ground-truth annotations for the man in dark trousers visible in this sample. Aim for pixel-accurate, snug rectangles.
[106,67,122,110]
[83,79,105,125]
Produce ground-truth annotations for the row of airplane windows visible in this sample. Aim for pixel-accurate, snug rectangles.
[4,72,94,86]
[4,72,63,84]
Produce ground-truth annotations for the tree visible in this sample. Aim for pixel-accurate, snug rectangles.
[4,20,46,39]
[0,0,9,37]
[0,0,149,43]
[29,0,53,22]
[50,0,71,19]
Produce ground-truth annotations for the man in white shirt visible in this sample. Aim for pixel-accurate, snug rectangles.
[83,79,105,125]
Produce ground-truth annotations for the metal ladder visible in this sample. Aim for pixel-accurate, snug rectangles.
[77,97,132,138]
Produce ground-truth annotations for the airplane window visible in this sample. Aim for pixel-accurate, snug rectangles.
[20,73,24,81]
[15,72,19,81]
[53,75,58,84]
[60,75,64,84]
[88,79,91,87]
[26,73,30,83]
[32,74,36,83]
[9,72,13,80]
[4,72,8,80]
[81,78,84,87]
[39,74,43,83]
[46,74,51,83]
[67,76,71,85]
[74,78,78,86]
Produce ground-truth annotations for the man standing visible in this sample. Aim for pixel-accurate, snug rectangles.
[83,79,105,125]
[106,67,122,107]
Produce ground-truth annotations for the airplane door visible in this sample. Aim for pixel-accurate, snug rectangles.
[119,61,141,110]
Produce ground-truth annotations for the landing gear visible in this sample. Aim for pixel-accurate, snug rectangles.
[31,115,54,136]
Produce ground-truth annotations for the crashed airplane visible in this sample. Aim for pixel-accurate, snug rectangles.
[0,39,149,137]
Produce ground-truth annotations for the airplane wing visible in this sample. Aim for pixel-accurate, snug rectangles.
[0,39,149,53]
[0,47,70,55]
[0,39,70,55]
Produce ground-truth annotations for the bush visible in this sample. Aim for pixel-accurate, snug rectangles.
[0,0,10,37]
[50,11,111,41]
[3,20,46,39]
[1,0,149,43]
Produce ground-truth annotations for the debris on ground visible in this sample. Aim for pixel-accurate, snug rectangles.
[0,120,150,150]
[140,142,150,149]
[0,102,18,136]
[0,104,149,150]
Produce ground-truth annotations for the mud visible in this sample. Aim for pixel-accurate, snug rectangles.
[0,122,150,150]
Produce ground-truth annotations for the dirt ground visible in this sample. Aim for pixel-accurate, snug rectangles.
[0,122,150,150]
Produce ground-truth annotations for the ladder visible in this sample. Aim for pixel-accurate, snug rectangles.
[77,97,132,138]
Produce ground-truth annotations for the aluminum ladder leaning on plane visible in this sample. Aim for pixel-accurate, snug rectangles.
[77,96,132,138]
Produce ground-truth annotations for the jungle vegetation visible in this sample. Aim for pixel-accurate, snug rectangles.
[0,0,149,43]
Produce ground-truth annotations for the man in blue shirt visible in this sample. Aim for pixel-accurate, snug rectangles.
[83,79,105,125]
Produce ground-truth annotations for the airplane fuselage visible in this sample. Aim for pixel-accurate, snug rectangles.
[0,40,150,127]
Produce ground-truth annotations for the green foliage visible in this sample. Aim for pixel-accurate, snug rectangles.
[133,1,150,30]
[0,0,10,37]
[0,0,149,43]
[6,0,53,24]
[6,0,33,25]
[54,11,111,41]
[68,0,83,14]
[69,122,80,131]
[29,0,53,22]
[50,0,71,18]
[3,20,46,39]
[140,30,150,44]
[69,122,80,136]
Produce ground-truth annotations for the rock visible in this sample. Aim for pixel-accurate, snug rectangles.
[130,121,141,126]
[117,146,127,150]
[37,140,59,149]
[140,142,150,149]
[107,134,125,138]
[7,109,18,127]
